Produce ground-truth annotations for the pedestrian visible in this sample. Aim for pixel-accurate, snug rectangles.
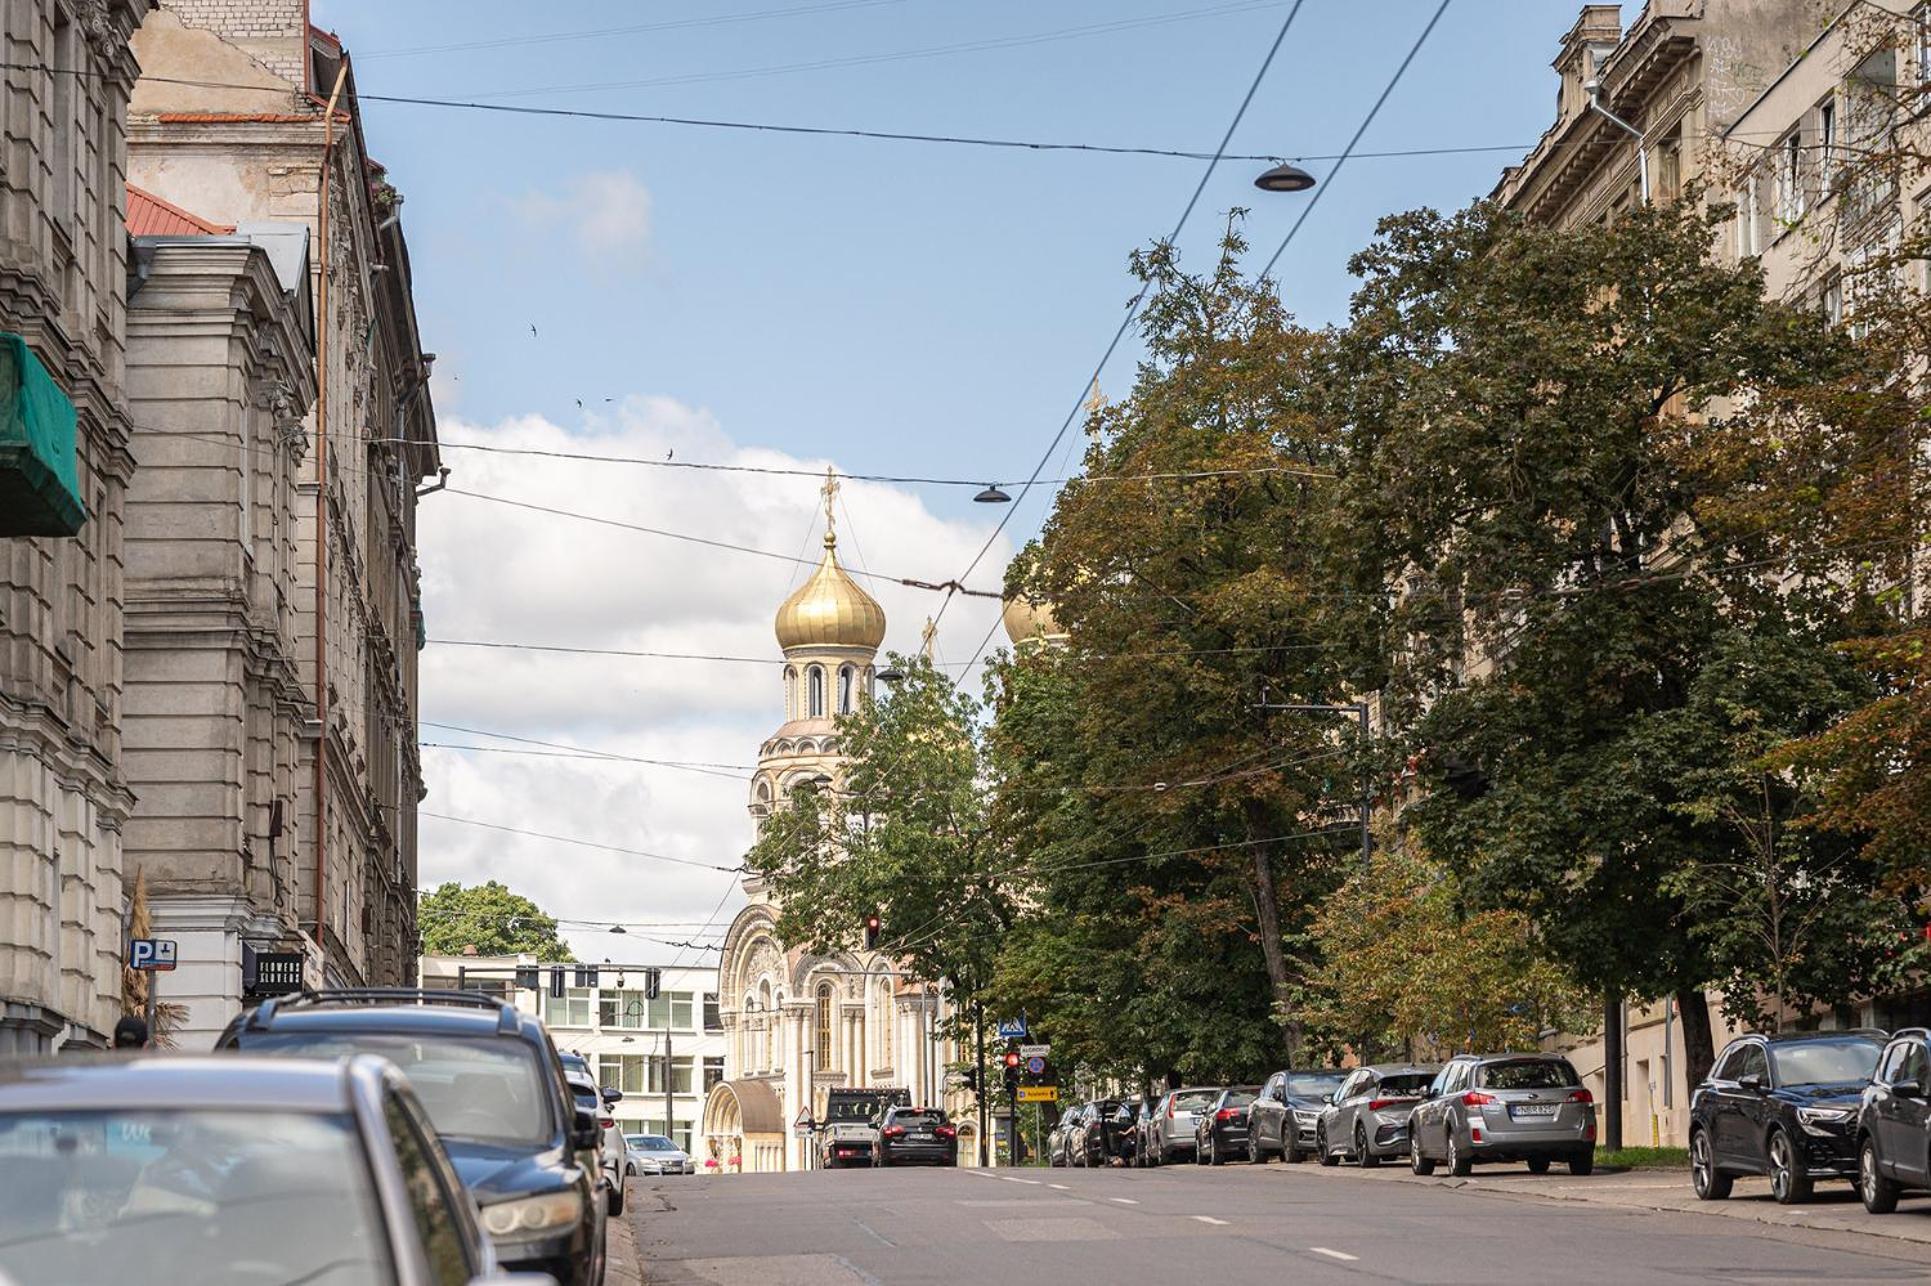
[113,1016,149,1049]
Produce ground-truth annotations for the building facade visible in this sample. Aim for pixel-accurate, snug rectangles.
[0,0,148,1054]
[126,1,439,996]
[120,193,317,1048]
[421,955,728,1154]
[703,487,972,1173]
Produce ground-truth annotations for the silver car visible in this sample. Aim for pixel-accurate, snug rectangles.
[1315,1063,1438,1167]
[1146,1086,1222,1165]
[1408,1054,1597,1177]
[626,1133,694,1176]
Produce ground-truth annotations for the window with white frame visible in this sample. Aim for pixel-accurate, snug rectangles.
[703,1055,725,1092]
[1918,4,1931,85]
[1736,179,1761,258]
[1774,130,1804,225]
[1823,276,1843,327]
[549,987,594,1027]
[1818,96,1837,193]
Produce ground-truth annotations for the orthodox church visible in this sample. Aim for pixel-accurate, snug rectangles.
[700,473,976,1172]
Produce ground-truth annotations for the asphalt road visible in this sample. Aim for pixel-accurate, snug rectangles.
[624,1160,1929,1284]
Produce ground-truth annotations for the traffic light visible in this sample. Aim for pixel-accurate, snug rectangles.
[863,913,881,950]
[1003,1056,1021,1096]
[962,1067,980,1093]
[642,967,661,1001]
[1003,1049,1021,1070]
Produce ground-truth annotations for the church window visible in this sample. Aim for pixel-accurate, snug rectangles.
[815,984,834,1071]
[783,667,797,718]
[838,665,854,714]
[807,666,825,718]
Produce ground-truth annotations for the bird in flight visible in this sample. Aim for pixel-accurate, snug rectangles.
[529,324,538,337]
[574,398,583,409]
[666,449,674,461]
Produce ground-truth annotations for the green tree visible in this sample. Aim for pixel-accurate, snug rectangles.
[418,880,575,961]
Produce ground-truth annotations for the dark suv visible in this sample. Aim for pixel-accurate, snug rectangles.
[872,1106,958,1167]
[1855,1028,1931,1213]
[218,988,605,1284]
[1689,1029,1884,1205]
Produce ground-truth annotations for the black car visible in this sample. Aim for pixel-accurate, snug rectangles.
[1075,1098,1136,1167]
[1855,1027,1931,1213]
[0,1054,523,1284]
[1249,1068,1348,1163]
[1193,1086,1259,1165]
[219,987,606,1284]
[1689,1029,1885,1205]
[873,1105,958,1167]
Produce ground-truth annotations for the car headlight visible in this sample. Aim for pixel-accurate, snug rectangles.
[480,1190,583,1241]
[1293,1110,1317,1124]
[1796,1106,1854,1136]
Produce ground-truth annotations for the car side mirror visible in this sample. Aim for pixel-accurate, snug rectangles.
[572,1105,601,1150]
[1738,1072,1768,1093]
[601,1087,623,1105]
[1896,1077,1926,1099]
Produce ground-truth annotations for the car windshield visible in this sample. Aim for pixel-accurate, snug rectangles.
[0,1108,392,1286]
[1222,1089,1258,1108]
[631,1135,678,1152]
[1288,1073,1346,1099]
[1172,1090,1219,1111]
[1770,1039,1882,1087]
[892,1111,945,1128]
[1479,1060,1578,1090]
[1378,1073,1434,1096]
[243,1032,553,1146]
[826,1097,885,1123]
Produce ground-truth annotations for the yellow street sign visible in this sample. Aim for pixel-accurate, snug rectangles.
[1016,1086,1058,1104]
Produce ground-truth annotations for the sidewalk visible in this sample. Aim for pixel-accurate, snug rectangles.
[1278,1156,1931,1248]
[607,1184,646,1286]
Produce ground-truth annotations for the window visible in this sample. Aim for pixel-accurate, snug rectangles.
[703,992,722,1033]
[1775,130,1804,225]
[1733,1044,1770,1085]
[815,984,834,1071]
[1736,182,1761,257]
[601,1054,647,1094]
[807,666,825,718]
[1918,4,1931,86]
[50,11,76,238]
[549,987,593,1027]
[783,666,797,717]
[1823,276,1843,326]
[703,1056,725,1092]
[1878,1043,1910,1085]
[1818,96,1837,190]
[647,1056,695,1096]
[1657,136,1681,202]
[837,665,854,714]
[383,1093,473,1285]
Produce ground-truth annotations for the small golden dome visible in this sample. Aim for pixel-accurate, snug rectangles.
[1001,594,1066,646]
[776,531,886,651]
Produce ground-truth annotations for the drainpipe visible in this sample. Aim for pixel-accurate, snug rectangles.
[1585,78,1648,204]
[312,61,349,957]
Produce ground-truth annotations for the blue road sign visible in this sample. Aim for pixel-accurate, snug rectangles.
[996,1017,1028,1040]
[129,938,176,971]
[1026,1056,1046,1076]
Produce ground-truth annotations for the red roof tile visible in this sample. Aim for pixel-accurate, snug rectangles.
[126,185,234,237]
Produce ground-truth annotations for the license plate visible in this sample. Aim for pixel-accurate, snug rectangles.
[908,1132,932,1140]
[1510,1104,1558,1118]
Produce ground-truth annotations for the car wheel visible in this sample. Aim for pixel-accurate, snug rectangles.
[1526,1156,1550,1175]
[1447,1126,1472,1177]
[626,1162,635,1177]
[1317,1123,1339,1168]
[1767,1129,1811,1204]
[608,1183,625,1217]
[1209,1134,1225,1166]
[1409,1131,1436,1177]
[1355,1123,1380,1169]
[1689,1129,1732,1200]
[1568,1149,1594,1177]
[1249,1136,1267,1164]
[1859,1136,1899,1214]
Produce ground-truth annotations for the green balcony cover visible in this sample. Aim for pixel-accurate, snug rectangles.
[0,332,85,536]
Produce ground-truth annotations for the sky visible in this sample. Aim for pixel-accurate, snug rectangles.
[301,0,1593,963]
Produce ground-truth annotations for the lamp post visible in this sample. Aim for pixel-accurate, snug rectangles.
[1256,700,1372,867]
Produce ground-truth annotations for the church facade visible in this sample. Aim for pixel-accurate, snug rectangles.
[700,482,976,1172]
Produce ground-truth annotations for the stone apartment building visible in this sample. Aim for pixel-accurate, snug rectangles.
[124,0,440,1008]
[1489,0,1926,1147]
[0,0,147,1054]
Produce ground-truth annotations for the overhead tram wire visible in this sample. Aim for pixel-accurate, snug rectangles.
[1259,0,1454,280]
[944,0,1307,664]
[418,812,747,874]
[357,0,911,59]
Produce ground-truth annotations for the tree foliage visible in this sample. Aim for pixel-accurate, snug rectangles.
[418,880,575,961]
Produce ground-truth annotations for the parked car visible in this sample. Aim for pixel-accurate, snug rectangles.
[219,987,606,1286]
[1192,1086,1260,1165]
[626,1132,695,1176]
[1058,1096,1089,1166]
[0,1054,536,1285]
[1409,1053,1596,1178]
[821,1086,908,1169]
[1131,1098,1163,1167]
[564,1069,628,1215]
[1689,1029,1885,1204]
[873,1106,958,1167]
[1145,1086,1222,1164]
[1316,1064,1439,1168]
[1249,1068,1348,1163]
[1856,1028,1931,1213]
[1075,1098,1135,1167]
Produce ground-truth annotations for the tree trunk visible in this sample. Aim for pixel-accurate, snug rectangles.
[1602,991,1623,1152]
[1249,845,1301,1064]
[1675,986,1717,1099]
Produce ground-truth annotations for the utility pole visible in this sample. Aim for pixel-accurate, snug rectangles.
[664,1025,675,1150]
[974,999,989,1167]
[1602,993,1624,1151]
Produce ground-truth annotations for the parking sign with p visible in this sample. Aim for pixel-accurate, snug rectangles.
[129,938,177,972]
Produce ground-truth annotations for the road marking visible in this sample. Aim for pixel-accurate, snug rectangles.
[1191,1216,1230,1226]
[1309,1247,1359,1262]
[1110,1197,1138,1205]
[997,1175,1043,1185]
[1048,1183,1069,1190]
[849,1216,895,1247]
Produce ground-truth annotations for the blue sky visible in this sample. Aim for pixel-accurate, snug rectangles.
[299,0,1597,953]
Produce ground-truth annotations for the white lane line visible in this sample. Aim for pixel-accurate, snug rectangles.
[1110,1197,1139,1205]
[1048,1183,1070,1190]
[1309,1247,1359,1262]
[1191,1216,1230,1226]
[998,1175,1043,1185]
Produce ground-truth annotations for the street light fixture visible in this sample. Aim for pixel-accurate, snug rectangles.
[876,664,904,686]
[609,924,627,935]
[973,484,1012,504]
[1254,161,1317,193]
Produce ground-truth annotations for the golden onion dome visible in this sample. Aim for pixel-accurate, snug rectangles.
[1001,594,1067,646]
[775,530,887,651]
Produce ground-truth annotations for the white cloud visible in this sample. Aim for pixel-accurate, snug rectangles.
[415,399,1011,964]
[514,169,653,261]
